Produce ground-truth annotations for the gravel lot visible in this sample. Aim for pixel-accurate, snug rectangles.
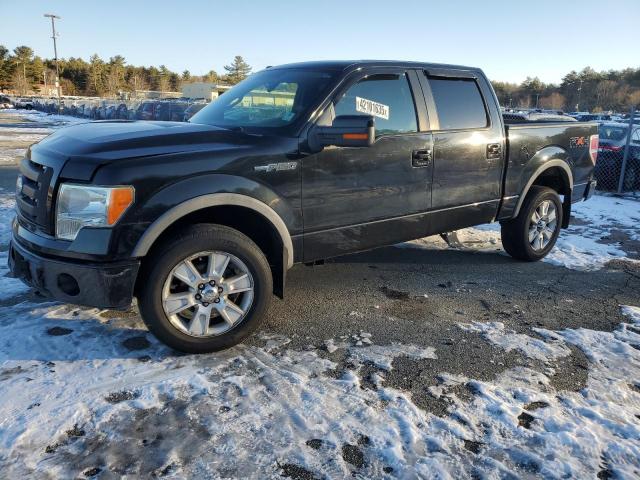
[0,110,639,479]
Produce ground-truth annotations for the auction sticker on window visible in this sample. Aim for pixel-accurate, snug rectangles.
[355,96,389,120]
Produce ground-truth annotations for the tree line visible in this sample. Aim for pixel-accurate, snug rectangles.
[493,67,640,113]
[0,45,252,97]
[1,44,639,112]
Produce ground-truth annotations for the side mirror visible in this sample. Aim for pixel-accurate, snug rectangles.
[309,115,375,151]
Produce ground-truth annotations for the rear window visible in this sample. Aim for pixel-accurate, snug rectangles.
[599,125,627,141]
[428,77,488,130]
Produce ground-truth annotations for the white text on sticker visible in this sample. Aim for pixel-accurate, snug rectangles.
[355,96,389,120]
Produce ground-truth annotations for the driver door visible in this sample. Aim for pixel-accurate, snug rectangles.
[301,69,434,261]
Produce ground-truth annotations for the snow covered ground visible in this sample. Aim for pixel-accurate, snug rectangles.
[0,109,84,164]
[0,110,639,478]
[400,195,640,271]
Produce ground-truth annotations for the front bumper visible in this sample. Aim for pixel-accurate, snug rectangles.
[8,237,140,310]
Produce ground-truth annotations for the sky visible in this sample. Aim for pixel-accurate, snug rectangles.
[1,0,638,84]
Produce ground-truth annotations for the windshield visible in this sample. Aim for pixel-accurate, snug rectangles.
[190,68,338,133]
[599,125,627,141]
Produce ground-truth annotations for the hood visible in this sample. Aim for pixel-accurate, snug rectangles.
[34,120,260,161]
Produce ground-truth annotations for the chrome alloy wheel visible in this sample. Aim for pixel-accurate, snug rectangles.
[162,251,254,337]
[528,200,558,251]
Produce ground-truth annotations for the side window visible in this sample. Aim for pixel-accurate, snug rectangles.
[334,73,417,136]
[428,77,488,130]
[632,127,640,144]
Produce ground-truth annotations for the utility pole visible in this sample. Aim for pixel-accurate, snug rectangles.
[576,79,583,112]
[44,14,62,113]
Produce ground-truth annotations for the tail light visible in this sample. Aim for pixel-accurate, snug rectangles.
[589,134,599,164]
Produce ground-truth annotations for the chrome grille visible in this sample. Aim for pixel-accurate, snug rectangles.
[17,158,54,230]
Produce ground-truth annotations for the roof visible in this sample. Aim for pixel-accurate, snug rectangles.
[268,60,478,73]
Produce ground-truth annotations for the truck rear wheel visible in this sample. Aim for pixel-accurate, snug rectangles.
[500,186,563,262]
[138,224,272,353]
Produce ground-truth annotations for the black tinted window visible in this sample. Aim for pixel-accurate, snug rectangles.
[335,73,417,136]
[428,77,487,130]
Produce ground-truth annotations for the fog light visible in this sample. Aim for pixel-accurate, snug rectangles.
[57,273,80,296]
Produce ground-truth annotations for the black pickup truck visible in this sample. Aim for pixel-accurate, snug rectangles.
[9,61,598,353]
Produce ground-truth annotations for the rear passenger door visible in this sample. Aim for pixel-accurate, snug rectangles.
[417,70,505,233]
[302,69,433,261]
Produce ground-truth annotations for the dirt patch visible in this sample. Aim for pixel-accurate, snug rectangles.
[279,463,320,480]
[517,412,535,429]
[305,439,324,450]
[463,439,484,454]
[122,336,151,351]
[548,345,589,392]
[341,443,364,468]
[105,390,140,404]
[597,228,640,259]
[47,326,73,336]
[100,309,139,319]
[525,401,550,411]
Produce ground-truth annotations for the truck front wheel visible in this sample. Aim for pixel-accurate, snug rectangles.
[500,186,563,262]
[138,224,272,353]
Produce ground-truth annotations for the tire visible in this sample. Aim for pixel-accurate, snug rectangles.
[138,224,272,353]
[500,186,563,262]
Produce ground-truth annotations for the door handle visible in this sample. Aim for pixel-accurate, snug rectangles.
[486,143,502,159]
[412,149,432,167]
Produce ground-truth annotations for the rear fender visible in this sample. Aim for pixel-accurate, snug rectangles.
[512,149,573,227]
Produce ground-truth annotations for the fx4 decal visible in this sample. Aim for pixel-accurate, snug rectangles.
[569,136,587,148]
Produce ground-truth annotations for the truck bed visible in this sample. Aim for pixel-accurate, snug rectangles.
[502,112,577,124]
[499,121,598,220]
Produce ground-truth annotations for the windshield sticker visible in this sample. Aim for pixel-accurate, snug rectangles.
[355,96,389,120]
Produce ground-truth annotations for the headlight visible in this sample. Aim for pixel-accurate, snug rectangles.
[56,184,134,241]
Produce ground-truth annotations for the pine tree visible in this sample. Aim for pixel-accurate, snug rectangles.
[0,45,11,91]
[223,56,251,85]
[87,54,105,96]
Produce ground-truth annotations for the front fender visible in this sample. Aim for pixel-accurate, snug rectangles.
[131,174,297,268]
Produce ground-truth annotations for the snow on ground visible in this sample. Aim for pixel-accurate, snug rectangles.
[0,282,639,477]
[400,195,640,271]
[459,321,571,362]
[0,109,84,165]
[0,193,29,299]
[2,108,86,127]
[0,109,639,478]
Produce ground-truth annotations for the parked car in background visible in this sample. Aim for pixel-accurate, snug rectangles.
[116,103,129,120]
[595,122,640,190]
[0,95,13,109]
[106,105,118,120]
[575,113,611,122]
[154,102,188,122]
[136,101,159,120]
[183,102,206,121]
[15,98,34,110]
